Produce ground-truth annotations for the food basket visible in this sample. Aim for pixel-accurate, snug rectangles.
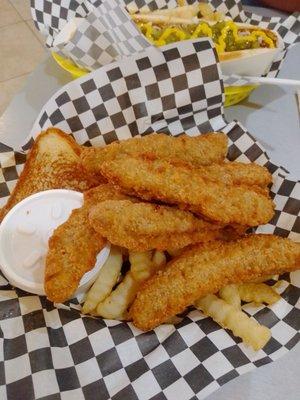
[1,38,299,400]
[52,52,89,79]
[224,85,258,106]
[52,51,258,106]
[31,0,299,106]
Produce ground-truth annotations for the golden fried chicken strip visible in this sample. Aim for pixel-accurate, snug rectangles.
[83,183,135,205]
[99,155,274,226]
[0,128,102,221]
[45,184,134,303]
[130,235,300,331]
[195,162,272,187]
[89,200,221,251]
[45,205,106,303]
[80,132,228,175]
[81,133,270,187]
[90,200,219,236]
[166,224,248,256]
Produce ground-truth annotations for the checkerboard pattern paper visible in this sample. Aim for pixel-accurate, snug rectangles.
[30,0,300,78]
[0,40,299,400]
[30,0,93,47]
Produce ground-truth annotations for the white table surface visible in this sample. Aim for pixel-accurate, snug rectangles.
[0,6,299,400]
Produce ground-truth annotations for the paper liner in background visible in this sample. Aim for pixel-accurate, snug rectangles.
[30,0,300,84]
[0,40,299,400]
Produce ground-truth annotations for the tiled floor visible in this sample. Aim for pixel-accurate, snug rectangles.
[0,0,47,116]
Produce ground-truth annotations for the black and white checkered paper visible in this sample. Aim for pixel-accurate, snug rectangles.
[0,40,299,400]
[30,0,300,80]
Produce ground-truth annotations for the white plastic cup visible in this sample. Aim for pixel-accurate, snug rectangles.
[0,189,110,298]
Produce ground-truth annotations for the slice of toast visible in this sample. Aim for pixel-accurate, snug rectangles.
[0,128,102,221]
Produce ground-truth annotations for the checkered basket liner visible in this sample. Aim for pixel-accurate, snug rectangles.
[30,0,300,81]
[0,40,299,400]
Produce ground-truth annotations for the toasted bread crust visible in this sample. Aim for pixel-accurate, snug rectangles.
[0,128,102,221]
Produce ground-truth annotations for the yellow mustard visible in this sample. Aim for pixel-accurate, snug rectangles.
[217,21,275,53]
[137,20,276,53]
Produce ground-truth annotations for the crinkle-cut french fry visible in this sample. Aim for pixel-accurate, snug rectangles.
[129,251,153,282]
[195,294,271,351]
[219,284,241,309]
[96,273,139,319]
[152,250,167,272]
[238,283,281,305]
[272,280,286,292]
[82,246,123,314]
[96,250,167,320]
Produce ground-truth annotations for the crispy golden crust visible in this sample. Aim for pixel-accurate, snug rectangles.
[45,205,106,303]
[218,224,248,241]
[0,128,102,221]
[166,224,248,255]
[90,200,219,236]
[193,161,272,187]
[45,184,133,303]
[99,155,274,226]
[80,132,228,174]
[130,234,300,331]
[89,200,221,251]
[83,183,135,205]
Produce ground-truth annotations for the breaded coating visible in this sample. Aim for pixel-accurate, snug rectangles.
[45,205,106,303]
[130,235,300,331]
[99,155,274,226]
[83,183,135,205]
[0,128,101,221]
[166,223,248,255]
[89,200,221,251]
[218,224,248,241]
[80,132,228,174]
[196,162,272,187]
[90,200,218,235]
[45,184,133,303]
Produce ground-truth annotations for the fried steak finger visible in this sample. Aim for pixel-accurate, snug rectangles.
[195,162,272,187]
[129,234,300,331]
[45,184,133,303]
[89,199,221,236]
[89,229,220,253]
[99,155,274,226]
[80,132,228,174]
[45,205,106,303]
[83,183,136,205]
[89,200,222,251]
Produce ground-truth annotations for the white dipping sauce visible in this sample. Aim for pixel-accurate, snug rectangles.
[0,189,110,297]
